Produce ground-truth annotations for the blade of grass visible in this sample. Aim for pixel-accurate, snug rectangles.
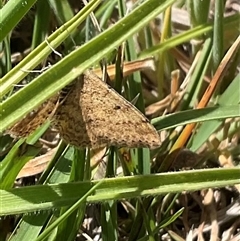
[0,139,40,189]
[139,13,239,59]
[31,1,51,48]
[0,0,37,42]
[1,167,240,216]
[152,105,240,131]
[212,0,224,73]
[188,74,240,151]
[35,180,103,241]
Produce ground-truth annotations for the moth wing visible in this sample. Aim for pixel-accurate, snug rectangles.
[80,72,160,149]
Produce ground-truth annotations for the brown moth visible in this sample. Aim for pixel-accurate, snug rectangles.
[8,71,160,149]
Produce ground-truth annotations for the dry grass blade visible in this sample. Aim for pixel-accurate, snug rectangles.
[94,58,155,80]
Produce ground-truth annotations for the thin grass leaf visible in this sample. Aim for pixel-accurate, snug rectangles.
[1,167,240,216]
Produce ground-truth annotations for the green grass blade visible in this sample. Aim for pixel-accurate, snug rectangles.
[1,167,240,216]
[35,181,103,241]
[0,140,40,189]
[0,0,37,42]
[152,104,240,131]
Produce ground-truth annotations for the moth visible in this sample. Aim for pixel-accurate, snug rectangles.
[8,71,161,149]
